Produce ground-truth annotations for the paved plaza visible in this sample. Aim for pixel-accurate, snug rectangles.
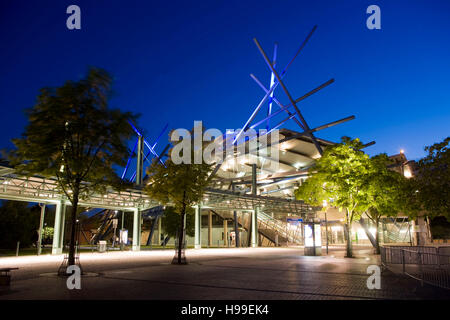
[1,246,449,300]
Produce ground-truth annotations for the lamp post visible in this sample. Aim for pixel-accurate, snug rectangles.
[75,219,80,256]
[120,211,125,250]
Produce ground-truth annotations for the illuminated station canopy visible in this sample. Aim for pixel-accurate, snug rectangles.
[211,128,334,199]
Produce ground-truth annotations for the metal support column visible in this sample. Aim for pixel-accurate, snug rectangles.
[158,216,162,246]
[208,210,213,247]
[37,204,46,255]
[52,201,66,255]
[120,211,125,250]
[136,135,144,186]
[251,208,258,248]
[132,208,141,251]
[194,205,202,249]
[252,164,257,195]
[234,210,239,248]
[147,216,159,246]
[224,219,228,247]
[250,163,258,248]
[231,184,240,248]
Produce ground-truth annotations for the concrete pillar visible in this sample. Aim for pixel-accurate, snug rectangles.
[416,217,431,245]
[194,205,202,249]
[158,216,162,245]
[37,204,46,255]
[251,164,258,248]
[234,210,239,248]
[52,201,66,254]
[132,208,141,251]
[251,164,257,195]
[151,218,157,245]
[224,219,228,247]
[151,216,159,245]
[208,210,213,247]
[251,208,258,248]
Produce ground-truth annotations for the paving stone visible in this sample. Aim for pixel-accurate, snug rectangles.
[0,247,449,300]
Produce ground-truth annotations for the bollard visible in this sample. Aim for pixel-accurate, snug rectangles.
[15,241,20,257]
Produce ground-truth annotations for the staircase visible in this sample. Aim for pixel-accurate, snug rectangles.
[257,211,303,246]
[383,217,411,243]
[89,210,117,244]
[212,210,303,246]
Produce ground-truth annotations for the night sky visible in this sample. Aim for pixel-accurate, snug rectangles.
[1,0,449,161]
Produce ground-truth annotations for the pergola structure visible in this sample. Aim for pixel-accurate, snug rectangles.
[0,162,316,253]
[0,26,369,254]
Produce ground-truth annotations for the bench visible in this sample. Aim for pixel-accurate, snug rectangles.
[0,267,19,286]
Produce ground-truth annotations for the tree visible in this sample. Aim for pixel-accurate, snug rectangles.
[0,201,39,249]
[9,68,137,267]
[295,137,372,258]
[414,137,450,220]
[161,206,195,239]
[393,137,450,245]
[144,134,213,264]
[42,227,54,245]
[364,154,406,253]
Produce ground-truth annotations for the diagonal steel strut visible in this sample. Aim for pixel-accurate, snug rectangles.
[253,38,323,156]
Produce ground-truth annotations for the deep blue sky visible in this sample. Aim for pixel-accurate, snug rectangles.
[1,0,449,161]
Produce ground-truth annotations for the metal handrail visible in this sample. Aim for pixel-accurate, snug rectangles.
[258,211,303,244]
[381,245,450,290]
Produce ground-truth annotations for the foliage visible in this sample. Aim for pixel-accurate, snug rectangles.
[0,201,39,249]
[10,68,137,199]
[364,153,407,253]
[295,137,373,257]
[145,130,213,263]
[145,157,212,214]
[366,154,405,219]
[414,137,450,219]
[9,67,138,265]
[429,216,450,239]
[42,226,54,244]
[161,206,195,238]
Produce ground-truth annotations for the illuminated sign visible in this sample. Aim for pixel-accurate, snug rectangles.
[304,223,321,248]
[120,229,128,244]
[286,217,303,226]
[304,224,314,247]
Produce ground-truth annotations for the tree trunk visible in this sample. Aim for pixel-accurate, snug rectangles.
[176,190,187,264]
[177,207,186,264]
[68,190,79,266]
[375,218,380,254]
[345,221,353,258]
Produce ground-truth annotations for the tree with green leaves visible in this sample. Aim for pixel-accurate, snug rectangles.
[295,137,372,258]
[392,137,450,245]
[9,68,138,267]
[161,206,195,240]
[145,130,213,264]
[414,137,450,220]
[0,201,38,249]
[364,154,406,253]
